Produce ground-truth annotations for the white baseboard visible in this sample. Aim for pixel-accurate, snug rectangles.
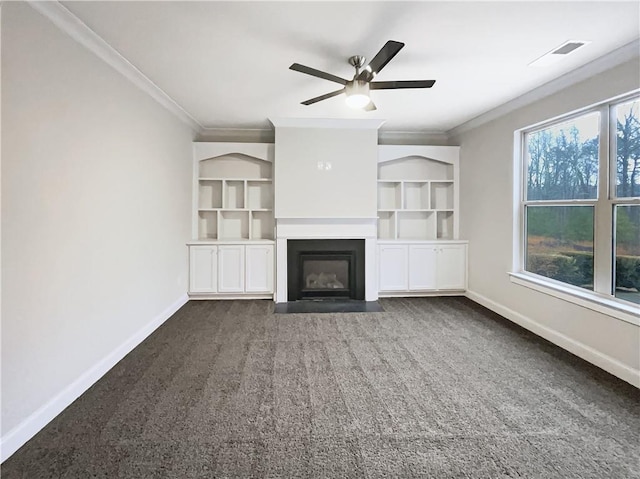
[465,290,640,388]
[0,294,189,463]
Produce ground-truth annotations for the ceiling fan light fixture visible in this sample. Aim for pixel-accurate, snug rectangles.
[345,80,371,109]
[291,40,435,109]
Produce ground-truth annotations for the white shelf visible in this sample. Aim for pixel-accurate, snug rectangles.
[397,211,435,240]
[378,181,402,210]
[404,181,430,209]
[251,211,274,240]
[225,181,244,209]
[431,182,454,210]
[198,179,223,209]
[378,211,396,240]
[437,211,454,240]
[198,211,218,240]
[247,181,274,210]
[219,211,249,240]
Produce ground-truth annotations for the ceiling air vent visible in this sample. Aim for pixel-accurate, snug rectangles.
[552,42,587,55]
[529,40,590,67]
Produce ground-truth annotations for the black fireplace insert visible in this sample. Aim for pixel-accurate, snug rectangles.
[287,239,365,301]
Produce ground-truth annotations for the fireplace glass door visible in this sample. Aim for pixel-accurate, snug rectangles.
[287,239,365,301]
[300,255,351,298]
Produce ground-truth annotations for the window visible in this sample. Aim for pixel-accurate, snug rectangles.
[613,98,640,304]
[519,93,640,308]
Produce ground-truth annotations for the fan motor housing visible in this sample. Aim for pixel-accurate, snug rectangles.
[348,55,367,69]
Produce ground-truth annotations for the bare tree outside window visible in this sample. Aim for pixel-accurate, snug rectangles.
[614,100,640,304]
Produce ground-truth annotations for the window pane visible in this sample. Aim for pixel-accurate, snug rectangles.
[525,205,594,289]
[614,205,640,304]
[615,99,640,199]
[525,113,599,200]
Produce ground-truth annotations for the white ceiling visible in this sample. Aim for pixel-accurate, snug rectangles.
[61,1,640,133]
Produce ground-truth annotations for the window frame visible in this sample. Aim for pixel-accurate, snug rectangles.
[512,90,640,325]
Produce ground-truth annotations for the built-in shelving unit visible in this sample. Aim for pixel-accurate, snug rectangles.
[377,150,457,241]
[376,145,467,296]
[194,149,274,241]
[190,143,276,300]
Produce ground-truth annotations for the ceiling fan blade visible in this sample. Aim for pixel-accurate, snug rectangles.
[370,80,436,90]
[363,100,377,112]
[301,88,345,105]
[290,63,348,85]
[356,40,405,81]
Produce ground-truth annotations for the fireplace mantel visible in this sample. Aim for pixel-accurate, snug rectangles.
[275,217,378,303]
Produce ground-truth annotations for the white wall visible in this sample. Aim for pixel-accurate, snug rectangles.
[274,122,379,219]
[1,2,193,457]
[453,58,640,385]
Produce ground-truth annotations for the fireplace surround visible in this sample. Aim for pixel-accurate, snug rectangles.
[287,239,365,301]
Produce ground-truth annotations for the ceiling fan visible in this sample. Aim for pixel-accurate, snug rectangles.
[290,40,435,111]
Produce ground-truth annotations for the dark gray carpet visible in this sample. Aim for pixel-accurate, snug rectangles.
[2,297,639,478]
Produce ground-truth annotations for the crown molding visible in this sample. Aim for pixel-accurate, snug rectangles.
[197,128,275,143]
[378,129,451,146]
[196,126,452,145]
[448,39,640,138]
[28,1,202,132]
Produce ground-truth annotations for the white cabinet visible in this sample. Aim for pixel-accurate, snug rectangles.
[378,244,409,291]
[245,245,274,293]
[188,243,274,297]
[189,245,217,293]
[436,244,467,290]
[378,242,467,294]
[408,245,437,290]
[218,245,245,293]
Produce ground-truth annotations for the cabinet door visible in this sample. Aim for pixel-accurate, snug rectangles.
[408,245,438,291]
[245,244,274,293]
[378,245,409,291]
[436,244,467,290]
[218,245,245,293]
[189,246,217,293]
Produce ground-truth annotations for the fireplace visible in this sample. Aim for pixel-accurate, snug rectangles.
[287,239,365,301]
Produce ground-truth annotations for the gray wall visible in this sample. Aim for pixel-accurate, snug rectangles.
[1,2,193,451]
[274,125,379,219]
[453,58,640,384]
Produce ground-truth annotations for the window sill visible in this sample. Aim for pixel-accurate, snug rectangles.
[508,272,640,327]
